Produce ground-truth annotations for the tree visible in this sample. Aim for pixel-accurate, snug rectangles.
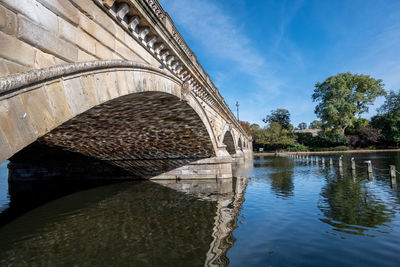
[371,90,400,146]
[345,117,369,135]
[250,124,266,146]
[309,120,322,129]
[264,122,296,148]
[240,121,252,136]
[297,122,307,130]
[262,108,291,129]
[377,90,400,114]
[357,126,380,147]
[312,73,386,133]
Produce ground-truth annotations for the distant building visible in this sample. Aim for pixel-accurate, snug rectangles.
[293,129,321,137]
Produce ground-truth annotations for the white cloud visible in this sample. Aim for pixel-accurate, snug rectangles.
[159,0,283,95]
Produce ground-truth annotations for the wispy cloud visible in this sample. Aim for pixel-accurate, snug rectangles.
[159,0,283,95]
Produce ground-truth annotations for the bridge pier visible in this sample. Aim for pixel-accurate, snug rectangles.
[150,156,234,180]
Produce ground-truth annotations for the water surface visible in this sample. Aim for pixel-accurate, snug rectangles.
[1,152,400,266]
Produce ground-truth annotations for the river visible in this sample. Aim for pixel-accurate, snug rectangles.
[1,152,400,266]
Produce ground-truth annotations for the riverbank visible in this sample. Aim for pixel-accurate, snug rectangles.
[254,148,400,156]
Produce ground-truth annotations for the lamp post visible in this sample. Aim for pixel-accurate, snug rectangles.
[236,101,239,121]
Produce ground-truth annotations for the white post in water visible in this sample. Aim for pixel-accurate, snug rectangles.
[351,157,356,170]
[366,160,372,173]
[339,156,343,168]
[329,158,333,166]
[316,156,319,166]
[321,157,325,166]
[390,165,397,187]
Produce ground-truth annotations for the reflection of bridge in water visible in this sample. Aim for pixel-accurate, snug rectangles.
[155,174,249,266]
[0,160,252,266]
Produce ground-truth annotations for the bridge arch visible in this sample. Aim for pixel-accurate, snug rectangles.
[0,61,219,178]
[238,137,243,151]
[222,131,236,155]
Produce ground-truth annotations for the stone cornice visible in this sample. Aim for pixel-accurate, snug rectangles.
[0,60,179,96]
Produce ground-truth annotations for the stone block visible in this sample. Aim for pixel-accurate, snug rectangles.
[116,72,129,96]
[43,81,72,125]
[1,0,58,35]
[80,75,100,108]
[125,71,135,93]
[71,0,116,35]
[0,58,31,76]
[0,95,36,155]
[0,61,7,76]
[36,0,79,26]
[0,4,17,35]
[115,40,142,62]
[62,77,89,116]
[93,73,111,103]
[95,42,113,59]
[20,88,55,137]
[59,18,96,56]
[0,130,12,163]
[79,12,115,51]
[0,31,35,67]
[34,50,55,68]
[103,71,119,99]
[17,15,78,62]
[78,50,97,62]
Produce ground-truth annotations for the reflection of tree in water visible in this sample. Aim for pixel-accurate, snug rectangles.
[319,175,395,235]
[268,158,295,198]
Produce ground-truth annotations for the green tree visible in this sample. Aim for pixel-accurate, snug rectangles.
[371,90,400,146]
[264,122,296,148]
[263,109,291,129]
[309,120,322,129]
[297,122,307,130]
[312,73,386,133]
[250,124,266,146]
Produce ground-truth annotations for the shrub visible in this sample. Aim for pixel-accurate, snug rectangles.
[287,143,309,152]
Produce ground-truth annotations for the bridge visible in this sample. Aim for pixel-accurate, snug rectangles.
[0,0,252,180]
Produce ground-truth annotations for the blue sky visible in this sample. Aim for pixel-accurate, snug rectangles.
[159,0,400,127]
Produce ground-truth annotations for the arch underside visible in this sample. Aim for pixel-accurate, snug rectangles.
[30,91,215,179]
[223,131,236,155]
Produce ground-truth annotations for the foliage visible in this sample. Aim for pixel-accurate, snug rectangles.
[264,122,296,149]
[316,130,349,147]
[345,117,369,135]
[263,108,292,129]
[309,120,322,129]
[371,111,400,147]
[297,122,307,130]
[287,143,309,152]
[250,124,265,145]
[357,126,380,147]
[347,126,381,148]
[371,90,400,147]
[312,73,386,133]
[240,121,252,136]
[251,122,296,150]
[378,90,400,114]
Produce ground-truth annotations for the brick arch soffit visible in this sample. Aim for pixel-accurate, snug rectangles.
[0,60,219,160]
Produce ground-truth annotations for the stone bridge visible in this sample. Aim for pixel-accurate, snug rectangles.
[0,0,252,180]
